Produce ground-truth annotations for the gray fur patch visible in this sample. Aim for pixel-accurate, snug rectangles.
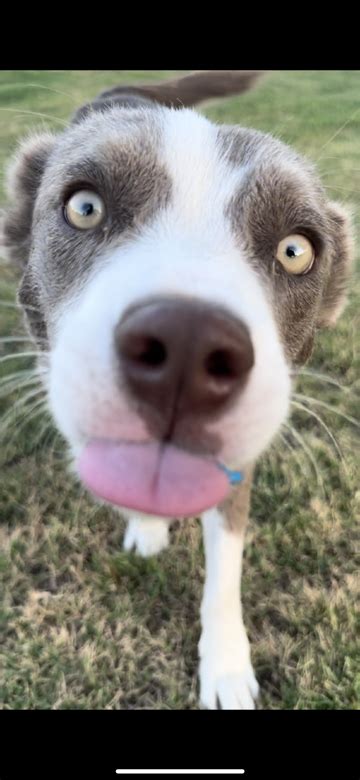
[217,126,353,364]
[5,108,172,344]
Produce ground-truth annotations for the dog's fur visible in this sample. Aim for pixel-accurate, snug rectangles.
[1,71,353,709]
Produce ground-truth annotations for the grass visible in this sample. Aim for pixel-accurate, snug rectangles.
[0,70,359,710]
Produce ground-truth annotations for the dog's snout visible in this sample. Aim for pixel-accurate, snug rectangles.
[115,298,254,419]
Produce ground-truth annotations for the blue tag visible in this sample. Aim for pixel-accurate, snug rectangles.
[217,463,244,485]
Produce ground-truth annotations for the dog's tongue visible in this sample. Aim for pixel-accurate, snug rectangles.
[78,441,230,517]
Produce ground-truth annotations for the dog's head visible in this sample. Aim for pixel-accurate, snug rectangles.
[2,71,353,517]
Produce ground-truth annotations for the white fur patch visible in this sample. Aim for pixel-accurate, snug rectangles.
[48,107,291,475]
[199,508,259,709]
[123,516,170,557]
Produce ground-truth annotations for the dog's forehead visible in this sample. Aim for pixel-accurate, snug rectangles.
[43,104,316,201]
[42,106,164,191]
[55,106,163,159]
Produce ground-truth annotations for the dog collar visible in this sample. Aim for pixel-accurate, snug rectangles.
[217,463,244,485]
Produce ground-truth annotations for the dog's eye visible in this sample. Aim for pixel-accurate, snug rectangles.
[276,234,315,275]
[64,190,105,230]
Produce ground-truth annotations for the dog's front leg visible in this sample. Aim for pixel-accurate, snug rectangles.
[123,514,171,557]
[199,471,259,709]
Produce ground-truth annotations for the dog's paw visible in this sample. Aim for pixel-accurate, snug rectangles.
[199,661,259,710]
[199,628,259,710]
[123,517,170,557]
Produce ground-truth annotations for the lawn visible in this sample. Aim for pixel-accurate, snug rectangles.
[0,70,359,710]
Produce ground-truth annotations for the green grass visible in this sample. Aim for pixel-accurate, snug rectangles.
[0,71,359,710]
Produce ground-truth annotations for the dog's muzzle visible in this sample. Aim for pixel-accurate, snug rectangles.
[78,297,254,517]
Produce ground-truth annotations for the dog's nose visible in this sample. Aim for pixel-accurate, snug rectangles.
[115,298,254,420]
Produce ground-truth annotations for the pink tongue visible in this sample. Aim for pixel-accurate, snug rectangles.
[78,440,230,517]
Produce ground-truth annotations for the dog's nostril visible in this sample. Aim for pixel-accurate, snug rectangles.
[205,349,238,380]
[132,336,167,368]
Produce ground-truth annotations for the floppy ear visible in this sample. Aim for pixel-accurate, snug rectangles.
[317,202,354,328]
[72,70,265,124]
[1,131,56,271]
[1,132,56,345]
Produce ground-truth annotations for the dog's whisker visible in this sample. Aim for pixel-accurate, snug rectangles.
[282,420,325,496]
[317,155,351,163]
[320,168,360,177]
[0,81,79,107]
[277,427,314,485]
[0,396,48,441]
[0,398,47,444]
[294,368,353,393]
[323,184,360,195]
[46,433,66,461]
[1,380,45,411]
[27,418,57,460]
[30,415,58,453]
[0,378,33,395]
[0,351,42,364]
[278,430,312,483]
[0,378,39,398]
[0,374,44,400]
[316,105,360,161]
[0,336,35,345]
[0,107,69,127]
[11,401,49,441]
[260,442,279,481]
[0,300,41,313]
[271,115,295,139]
[293,393,360,430]
[290,399,347,473]
[0,385,46,432]
[0,365,47,384]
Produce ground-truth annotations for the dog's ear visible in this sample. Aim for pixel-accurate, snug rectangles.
[0,132,56,344]
[317,202,354,328]
[1,131,56,271]
[72,70,265,124]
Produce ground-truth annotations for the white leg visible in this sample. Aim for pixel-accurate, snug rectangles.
[123,513,170,557]
[199,507,259,709]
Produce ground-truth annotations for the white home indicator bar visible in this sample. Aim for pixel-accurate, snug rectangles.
[116,769,245,776]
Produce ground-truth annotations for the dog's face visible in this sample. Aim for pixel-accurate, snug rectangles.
[2,78,352,517]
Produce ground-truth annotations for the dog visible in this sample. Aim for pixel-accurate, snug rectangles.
[2,71,353,709]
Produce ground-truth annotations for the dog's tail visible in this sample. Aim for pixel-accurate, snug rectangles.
[72,71,264,123]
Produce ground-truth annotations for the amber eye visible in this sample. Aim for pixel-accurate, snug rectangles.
[64,190,105,230]
[276,234,315,275]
